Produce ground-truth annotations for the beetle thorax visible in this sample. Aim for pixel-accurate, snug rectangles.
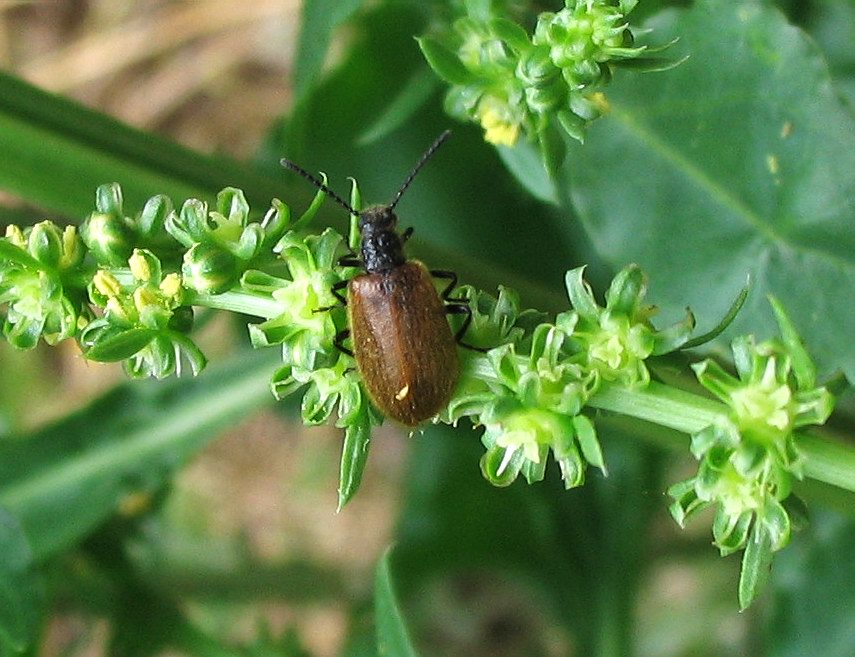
[359,206,406,274]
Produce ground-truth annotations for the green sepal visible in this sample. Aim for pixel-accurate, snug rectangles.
[564,267,598,320]
[417,36,478,86]
[573,414,606,475]
[488,17,532,53]
[605,264,645,316]
[538,122,566,176]
[259,199,291,248]
[302,383,338,425]
[651,308,696,355]
[27,222,64,267]
[738,521,774,611]
[136,194,173,238]
[712,507,753,556]
[521,445,549,484]
[290,179,330,232]
[167,199,206,247]
[768,296,815,390]
[480,443,524,487]
[82,211,135,266]
[81,323,157,362]
[557,108,587,142]
[337,410,372,511]
[667,478,710,527]
[680,280,749,350]
[121,331,207,379]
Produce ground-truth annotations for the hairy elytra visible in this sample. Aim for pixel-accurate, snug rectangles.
[281,131,468,426]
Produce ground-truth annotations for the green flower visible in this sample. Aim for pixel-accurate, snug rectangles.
[419,0,672,166]
[560,265,694,386]
[668,298,834,607]
[81,249,204,379]
[0,222,89,348]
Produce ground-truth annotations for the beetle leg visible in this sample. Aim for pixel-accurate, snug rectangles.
[430,269,458,299]
[338,254,362,268]
[314,279,349,313]
[401,226,414,243]
[445,302,488,352]
[334,329,354,357]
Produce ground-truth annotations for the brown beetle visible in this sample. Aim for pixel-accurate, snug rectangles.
[281,131,472,425]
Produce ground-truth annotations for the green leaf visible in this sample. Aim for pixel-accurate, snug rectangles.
[0,350,274,561]
[0,72,286,219]
[767,511,855,657]
[374,546,420,657]
[560,0,855,380]
[294,0,364,99]
[0,508,43,656]
[739,521,774,610]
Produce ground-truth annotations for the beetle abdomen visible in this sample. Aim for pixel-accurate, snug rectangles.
[347,261,458,426]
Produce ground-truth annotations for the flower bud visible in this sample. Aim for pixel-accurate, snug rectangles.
[182,242,239,294]
[28,221,64,266]
[83,212,134,266]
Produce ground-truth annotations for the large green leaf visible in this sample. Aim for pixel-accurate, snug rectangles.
[767,512,855,657]
[560,1,855,379]
[0,72,287,219]
[0,509,42,656]
[0,349,275,562]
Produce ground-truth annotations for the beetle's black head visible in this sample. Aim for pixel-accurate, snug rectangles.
[359,205,405,274]
[280,130,451,275]
[359,205,397,232]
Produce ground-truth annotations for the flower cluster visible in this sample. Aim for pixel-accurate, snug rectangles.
[0,221,90,349]
[444,265,699,489]
[668,298,835,607]
[419,0,676,170]
[81,249,204,379]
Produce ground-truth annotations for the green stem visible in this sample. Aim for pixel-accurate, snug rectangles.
[185,289,284,319]
[589,381,723,433]
[796,431,855,494]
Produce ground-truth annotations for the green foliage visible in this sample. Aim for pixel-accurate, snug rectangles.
[0,0,854,655]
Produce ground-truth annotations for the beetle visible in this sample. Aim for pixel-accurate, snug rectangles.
[281,131,473,426]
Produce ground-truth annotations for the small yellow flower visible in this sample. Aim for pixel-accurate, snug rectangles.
[159,273,182,299]
[129,249,152,282]
[479,106,521,146]
[93,270,122,298]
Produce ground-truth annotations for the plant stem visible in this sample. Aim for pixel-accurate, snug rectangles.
[186,289,284,318]
[590,382,855,494]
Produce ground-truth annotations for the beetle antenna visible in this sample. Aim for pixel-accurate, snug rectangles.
[280,158,359,216]
[389,130,451,210]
